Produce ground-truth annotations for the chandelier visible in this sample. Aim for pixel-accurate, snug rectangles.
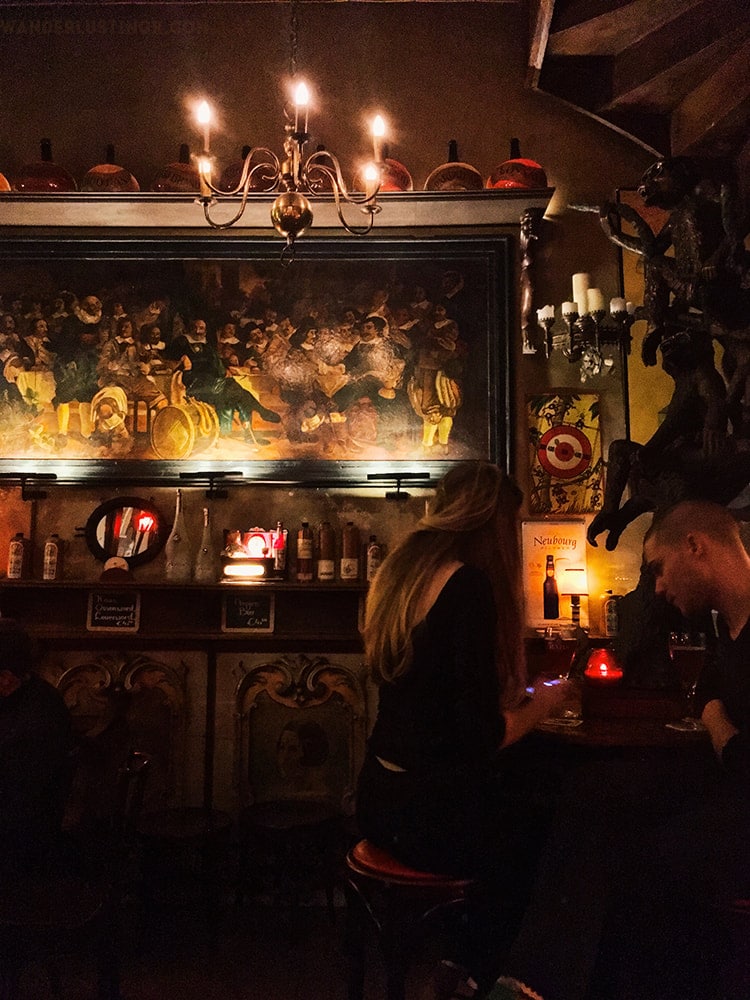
[190,6,386,259]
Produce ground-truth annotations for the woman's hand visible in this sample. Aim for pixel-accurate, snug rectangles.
[529,676,574,717]
[501,677,575,747]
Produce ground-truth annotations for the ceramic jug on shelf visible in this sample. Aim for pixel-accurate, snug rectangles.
[13,138,77,192]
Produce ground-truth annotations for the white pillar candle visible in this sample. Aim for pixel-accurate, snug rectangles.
[587,288,605,313]
[536,304,555,322]
[610,297,627,314]
[562,301,578,316]
[572,273,590,315]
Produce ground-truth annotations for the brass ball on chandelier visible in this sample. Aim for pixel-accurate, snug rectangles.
[270,191,314,241]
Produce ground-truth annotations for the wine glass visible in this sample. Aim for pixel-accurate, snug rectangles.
[665,634,706,732]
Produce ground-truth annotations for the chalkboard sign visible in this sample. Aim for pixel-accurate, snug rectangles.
[222,591,275,633]
[87,590,141,632]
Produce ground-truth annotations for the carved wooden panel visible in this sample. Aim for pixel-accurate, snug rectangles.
[45,653,188,822]
[234,654,366,815]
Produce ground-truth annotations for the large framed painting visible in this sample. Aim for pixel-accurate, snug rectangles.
[0,233,511,486]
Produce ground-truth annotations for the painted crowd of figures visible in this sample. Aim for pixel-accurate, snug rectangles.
[0,265,482,461]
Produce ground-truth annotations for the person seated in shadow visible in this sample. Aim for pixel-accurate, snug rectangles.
[0,619,73,879]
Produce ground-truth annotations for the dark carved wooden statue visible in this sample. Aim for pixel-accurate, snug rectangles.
[587,155,750,551]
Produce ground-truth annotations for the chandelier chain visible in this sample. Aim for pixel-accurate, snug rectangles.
[289,0,299,79]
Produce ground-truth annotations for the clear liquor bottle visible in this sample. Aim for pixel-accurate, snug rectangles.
[164,488,193,582]
[193,506,216,584]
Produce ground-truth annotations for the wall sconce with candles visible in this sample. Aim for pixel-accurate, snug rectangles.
[534,272,637,385]
[191,89,386,257]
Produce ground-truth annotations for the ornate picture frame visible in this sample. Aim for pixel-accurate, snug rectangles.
[0,233,512,486]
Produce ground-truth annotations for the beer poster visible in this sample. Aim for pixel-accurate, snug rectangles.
[522,520,588,629]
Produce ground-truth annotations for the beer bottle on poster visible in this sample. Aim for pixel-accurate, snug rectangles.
[543,553,559,619]
[316,521,336,582]
[296,521,313,582]
[340,521,360,581]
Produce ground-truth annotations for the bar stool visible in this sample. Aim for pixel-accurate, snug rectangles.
[716,897,750,993]
[343,838,476,1000]
[136,806,233,950]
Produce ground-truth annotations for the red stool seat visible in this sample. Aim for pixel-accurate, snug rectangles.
[344,839,477,1000]
[348,839,473,887]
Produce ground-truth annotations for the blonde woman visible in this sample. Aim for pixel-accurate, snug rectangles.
[357,461,571,999]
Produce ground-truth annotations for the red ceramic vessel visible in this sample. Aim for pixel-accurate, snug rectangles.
[81,144,140,192]
[13,139,77,192]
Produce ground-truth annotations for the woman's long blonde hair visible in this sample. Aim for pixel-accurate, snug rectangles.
[362,461,527,708]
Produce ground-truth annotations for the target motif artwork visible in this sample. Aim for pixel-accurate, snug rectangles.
[527,393,603,514]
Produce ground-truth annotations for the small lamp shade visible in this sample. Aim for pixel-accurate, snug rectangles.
[561,566,588,625]
[584,646,624,686]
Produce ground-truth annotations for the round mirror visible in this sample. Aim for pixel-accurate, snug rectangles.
[85,496,167,568]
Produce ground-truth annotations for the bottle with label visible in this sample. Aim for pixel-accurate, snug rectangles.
[340,521,361,581]
[296,521,313,582]
[7,532,31,580]
[164,488,193,582]
[316,521,336,582]
[42,533,63,581]
[193,506,216,584]
[543,554,559,619]
[602,591,621,637]
[366,534,383,583]
[64,527,90,580]
[273,520,287,574]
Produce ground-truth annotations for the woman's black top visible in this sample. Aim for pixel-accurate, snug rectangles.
[367,563,505,775]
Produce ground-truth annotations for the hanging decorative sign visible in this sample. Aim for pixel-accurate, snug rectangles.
[527,392,603,513]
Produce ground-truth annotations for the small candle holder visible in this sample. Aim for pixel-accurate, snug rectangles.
[584,646,624,686]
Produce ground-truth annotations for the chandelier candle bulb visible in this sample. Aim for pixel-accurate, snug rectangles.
[372,115,386,162]
[294,82,310,133]
[198,156,212,199]
[364,164,380,200]
[196,100,211,153]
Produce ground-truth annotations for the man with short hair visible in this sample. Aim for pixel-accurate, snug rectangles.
[644,499,750,777]
[593,499,750,999]
[0,621,72,877]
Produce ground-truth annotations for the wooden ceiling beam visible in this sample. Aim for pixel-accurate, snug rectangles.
[671,32,750,156]
[547,0,702,57]
[527,0,556,89]
[605,0,749,107]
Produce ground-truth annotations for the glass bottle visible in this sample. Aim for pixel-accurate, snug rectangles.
[42,533,63,581]
[7,532,31,579]
[340,522,360,581]
[164,488,193,582]
[543,554,559,619]
[193,506,216,584]
[296,521,313,582]
[273,520,287,574]
[366,534,383,583]
[317,521,336,582]
[64,527,91,581]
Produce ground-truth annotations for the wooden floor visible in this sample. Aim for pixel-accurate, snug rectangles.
[10,893,438,1000]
